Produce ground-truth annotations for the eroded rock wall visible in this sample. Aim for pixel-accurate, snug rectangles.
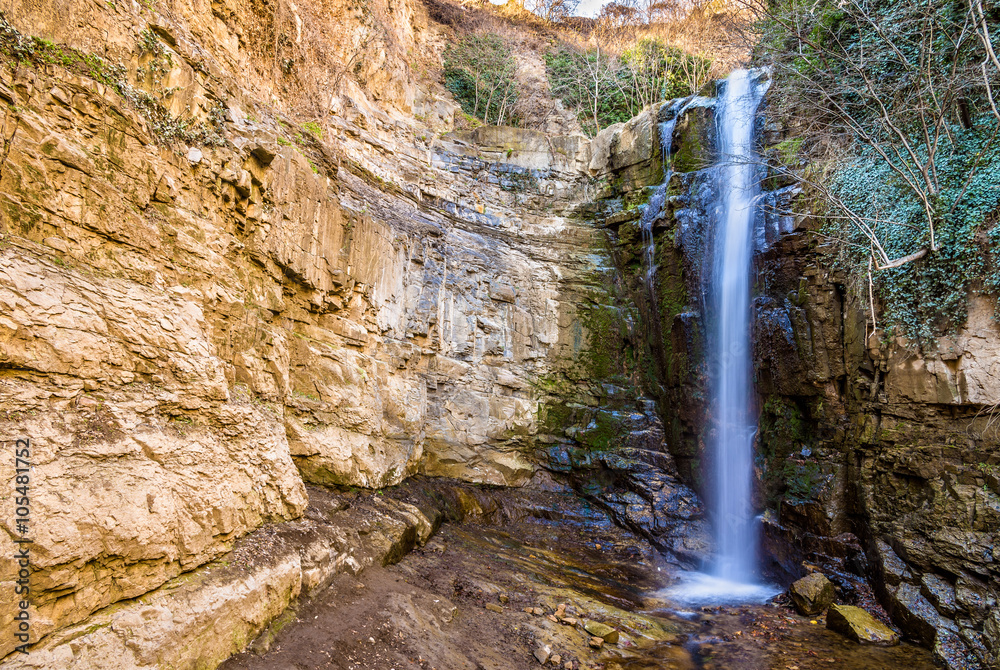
[13,0,986,665]
[0,0,664,660]
[757,227,1000,668]
[540,102,711,565]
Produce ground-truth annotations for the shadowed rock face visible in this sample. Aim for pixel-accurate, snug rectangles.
[590,82,999,668]
[754,212,1000,669]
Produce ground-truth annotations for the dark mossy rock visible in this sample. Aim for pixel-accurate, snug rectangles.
[789,572,835,615]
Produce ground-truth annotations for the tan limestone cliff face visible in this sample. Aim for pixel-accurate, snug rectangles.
[878,296,1000,406]
[0,247,310,652]
[0,0,425,118]
[1,487,440,670]
[0,0,612,658]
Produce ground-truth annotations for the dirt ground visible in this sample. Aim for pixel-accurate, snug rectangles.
[220,487,940,670]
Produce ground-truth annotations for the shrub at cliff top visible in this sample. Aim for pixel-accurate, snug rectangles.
[444,33,520,127]
[546,38,712,136]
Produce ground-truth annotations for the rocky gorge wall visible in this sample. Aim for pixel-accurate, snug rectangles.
[757,227,1000,670]
[1,0,993,666]
[590,81,1000,669]
[0,0,709,664]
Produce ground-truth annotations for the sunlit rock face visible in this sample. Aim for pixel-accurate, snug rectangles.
[0,0,994,667]
[0,0,631,655]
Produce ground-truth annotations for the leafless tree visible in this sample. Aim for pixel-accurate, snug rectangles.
[750,0,1000,269]
[526,0,581,23]
[970,0,1000,120]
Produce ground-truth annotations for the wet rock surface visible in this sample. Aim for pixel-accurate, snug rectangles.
[540,393,712,566]
[790,573,835,616]
[592,75,999,669]
[221,483,936,670]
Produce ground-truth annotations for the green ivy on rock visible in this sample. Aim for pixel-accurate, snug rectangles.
[829,124,1000,339]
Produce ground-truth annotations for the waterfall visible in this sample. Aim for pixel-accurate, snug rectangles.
[664,69,778,605]
[709,68,765,583]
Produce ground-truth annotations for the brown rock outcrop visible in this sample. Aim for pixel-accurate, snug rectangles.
[755,199,1000,669]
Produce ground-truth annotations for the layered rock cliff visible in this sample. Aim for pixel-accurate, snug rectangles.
[0,0,705,664]
[0,0,996,668]
[758,230,1000,670]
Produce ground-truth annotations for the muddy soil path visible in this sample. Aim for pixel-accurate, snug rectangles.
[221,485,939,670]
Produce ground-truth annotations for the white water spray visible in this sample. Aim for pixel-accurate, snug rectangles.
[711,69,763,583]
[664,69,778,605]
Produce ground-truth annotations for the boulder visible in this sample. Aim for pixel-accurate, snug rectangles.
[534,644,552,664]
[826,604,900,646]
[584,621,620,643]
[790,572,835,615]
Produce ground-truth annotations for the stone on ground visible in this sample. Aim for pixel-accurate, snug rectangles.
[584,621,619,643]
[826,604,900,645]
[534,644,552,664]
[790,572,835,615]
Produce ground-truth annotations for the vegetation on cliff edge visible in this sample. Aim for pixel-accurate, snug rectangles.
[444,33,521,126]
[545,37,712,134]
[752,0,1000,339]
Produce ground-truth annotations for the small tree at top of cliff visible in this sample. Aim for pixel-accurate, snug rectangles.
[545,34,712,134]
[619,38,710,111]
[526,0,581,23]
[444,33,520,126]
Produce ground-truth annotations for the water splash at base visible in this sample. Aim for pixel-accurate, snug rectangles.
[662,571,781,607]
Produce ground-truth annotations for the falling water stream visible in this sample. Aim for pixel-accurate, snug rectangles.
[638,115,677,296]
[666,69,779,605]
